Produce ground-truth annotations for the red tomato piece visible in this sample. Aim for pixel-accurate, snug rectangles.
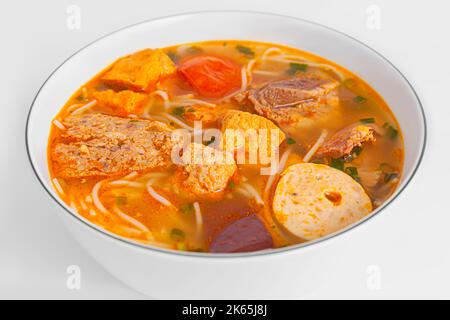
[178,54,242,98]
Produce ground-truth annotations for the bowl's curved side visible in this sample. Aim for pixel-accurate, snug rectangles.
[59,206,346,298]
[26,11,426,297]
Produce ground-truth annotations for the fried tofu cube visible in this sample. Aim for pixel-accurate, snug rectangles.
[176,143,237,199]
[93,89,149,115]
[102,49,176,92]
[221,110,286,163]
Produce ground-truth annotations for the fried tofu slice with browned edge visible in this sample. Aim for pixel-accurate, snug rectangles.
[315,125,376,159]
[183,105,224,127]
[101,49,176,92]
[51,113,179,178]
[220,110,286,163]
[175,143,237,199]
[92,89,149,116]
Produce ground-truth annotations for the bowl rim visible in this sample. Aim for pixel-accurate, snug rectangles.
[25,10,427,259]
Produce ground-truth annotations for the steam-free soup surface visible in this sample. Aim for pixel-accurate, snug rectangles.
[48,40,403,253]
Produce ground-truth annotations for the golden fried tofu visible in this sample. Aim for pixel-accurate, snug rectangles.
[93,89,149,115]
[176,143,237,199]
[221,110,285,164]
[183,105,223,127]
[102,49,176,92]
[315,125,375,159]
[273,163,372,240]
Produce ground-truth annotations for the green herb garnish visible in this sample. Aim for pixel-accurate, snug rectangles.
[312,159,325,165]
[345,166,360,181]
[229,181,235,190]
[115,196,127,206]
[343,78,356,88]
[75,94,87,102]
[353,96,367,104]
[383,122,398,140]
[287,63,308,75]
[330,158,345,171]
[236,45,255,58]
[384,172,399,183]
[172,106,185,117]
[180,203,194,215]
[187,46,203,54]
[167,51,178,63]
[352,146,362,157]
[379,163,398,184]
[360,118,375,124]
[170,228,185,242]
[287,137,296,145]
[343,146,362,162]
[379,163,394,172]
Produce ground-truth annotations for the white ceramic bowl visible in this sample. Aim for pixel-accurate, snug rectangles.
[26,11,426,299]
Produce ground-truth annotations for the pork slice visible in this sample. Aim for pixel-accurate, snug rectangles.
[244,73,340,125]
[315,125,376,159]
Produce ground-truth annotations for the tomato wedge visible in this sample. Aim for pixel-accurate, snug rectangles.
[178,54,242,98]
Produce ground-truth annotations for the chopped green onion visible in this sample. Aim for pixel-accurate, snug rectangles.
[187,46,203,54]
[287,63,308,75]
[360,118,375,124]
[384,173,399,183]
[312,159,325,165]
[343,146,362,162]
[330,158,345,171]
[170,228,185,242]
[167,51,178,63]
[344,167,360,181]
[75,95,86,102]
[229,181,235,190]
[172,106,185,117]
[286,137,296,145]
[353,96,367,104]
[236,45,255,58]
[115,196,127,206]
[383,122,398,140]
[379,162,394,172]
[176,242,187,251]
[180,203,194,214]
[343,78,356,88]
[379,163,398,184]
[352,146,362,157]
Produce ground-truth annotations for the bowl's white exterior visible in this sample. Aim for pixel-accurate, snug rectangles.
[26,11,426,299]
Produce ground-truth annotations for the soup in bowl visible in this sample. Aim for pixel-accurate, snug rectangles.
[27,12,425,298]
[47,40,404,253]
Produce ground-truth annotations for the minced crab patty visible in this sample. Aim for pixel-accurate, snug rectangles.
[52,113,177,178]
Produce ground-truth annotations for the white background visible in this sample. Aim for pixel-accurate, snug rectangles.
[1,0,449,299]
